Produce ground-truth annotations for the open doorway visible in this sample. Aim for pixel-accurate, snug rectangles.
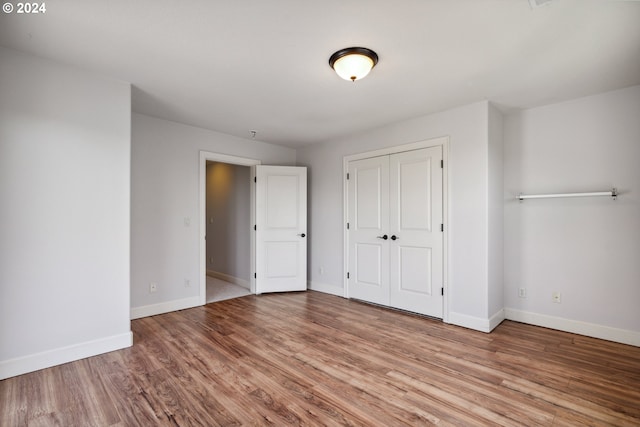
[199,151,261,305]
[205,161,252,303]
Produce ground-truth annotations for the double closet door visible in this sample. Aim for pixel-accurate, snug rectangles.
[347,146,443,318]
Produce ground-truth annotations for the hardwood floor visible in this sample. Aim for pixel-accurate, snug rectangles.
[2,291,639,426]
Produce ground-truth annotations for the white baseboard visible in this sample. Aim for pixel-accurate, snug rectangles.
[504,308,640,347]
[0,331,132,380]
[447,311,498,333]
[130,296,202,320]
[207,270,250,290]
[308,280,345,297]
[489,308,506,331]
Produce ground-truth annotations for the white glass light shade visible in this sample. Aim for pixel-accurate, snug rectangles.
[333,54,375,81]
[329,47,378,82]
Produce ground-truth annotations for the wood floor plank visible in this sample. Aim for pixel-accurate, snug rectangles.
[502,377,640,426]
[2,291,639,426]
[0,372,28,426]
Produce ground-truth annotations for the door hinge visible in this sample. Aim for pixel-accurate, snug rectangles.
[254,224,257,231]
[441,159,444,169]
[254,176,257,183]
[347,222,350,229]
[441,288,444,296]
[347,272,350,279]
[441,223,444,232]
[346,173,350,180]
[254,273,257,279]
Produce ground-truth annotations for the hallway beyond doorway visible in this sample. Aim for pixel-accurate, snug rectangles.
[206,275,251,303]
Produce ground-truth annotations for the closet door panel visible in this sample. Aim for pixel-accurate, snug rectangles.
[389,147,443,318]
[347,156,389,306]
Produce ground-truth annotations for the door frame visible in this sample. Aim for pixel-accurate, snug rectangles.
[199,151,261,305]
[342,136,450,322]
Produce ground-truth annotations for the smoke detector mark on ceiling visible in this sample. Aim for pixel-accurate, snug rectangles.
[529,0,555,8]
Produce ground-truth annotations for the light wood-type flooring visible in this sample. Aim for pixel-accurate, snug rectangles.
[2,291,639,426]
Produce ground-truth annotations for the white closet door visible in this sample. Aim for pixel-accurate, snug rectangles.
[255,165,307,294]
[347,156,390,305]
[389,147,443,318]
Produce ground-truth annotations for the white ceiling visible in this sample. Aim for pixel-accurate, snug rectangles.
[1,0,639,148]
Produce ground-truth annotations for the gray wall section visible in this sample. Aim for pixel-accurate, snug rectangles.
[503,85,640,332]
[0,46,132,377]
[130,113,296,310]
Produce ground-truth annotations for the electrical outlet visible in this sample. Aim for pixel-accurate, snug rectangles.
[184,279,190,288]
[209,257,214,264]
[552,291,561,303]
[518,288,527,298]
[149,282,157,293]
[319,267,324,275]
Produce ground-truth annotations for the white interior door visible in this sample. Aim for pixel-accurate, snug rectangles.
[389,147,443,317]
[347,156,390,305]
[347,147,444,318]
[255,165,307,294]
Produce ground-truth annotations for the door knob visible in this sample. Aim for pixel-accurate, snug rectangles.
[391,235,398,241]
[298,233,306,238]
[376,234,388,240]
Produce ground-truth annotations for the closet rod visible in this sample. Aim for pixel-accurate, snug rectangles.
[518,188,617,201]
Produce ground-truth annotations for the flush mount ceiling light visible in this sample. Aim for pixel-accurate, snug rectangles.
[329,47,378,82]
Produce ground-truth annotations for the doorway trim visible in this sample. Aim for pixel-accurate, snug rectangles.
[199,151,261,305]
[342,136,450,322]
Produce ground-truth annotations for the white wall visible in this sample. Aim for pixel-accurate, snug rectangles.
[488,104,504,321]
[504,85,640,345]
[131,114,296,317]
[206,162,250,283]
[297,101,499,331]
[0,47,132,379]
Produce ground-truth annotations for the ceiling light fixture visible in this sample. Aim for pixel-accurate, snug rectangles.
[329,47,378,82]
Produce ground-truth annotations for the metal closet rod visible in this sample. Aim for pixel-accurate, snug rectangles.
[518,188,617,201]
